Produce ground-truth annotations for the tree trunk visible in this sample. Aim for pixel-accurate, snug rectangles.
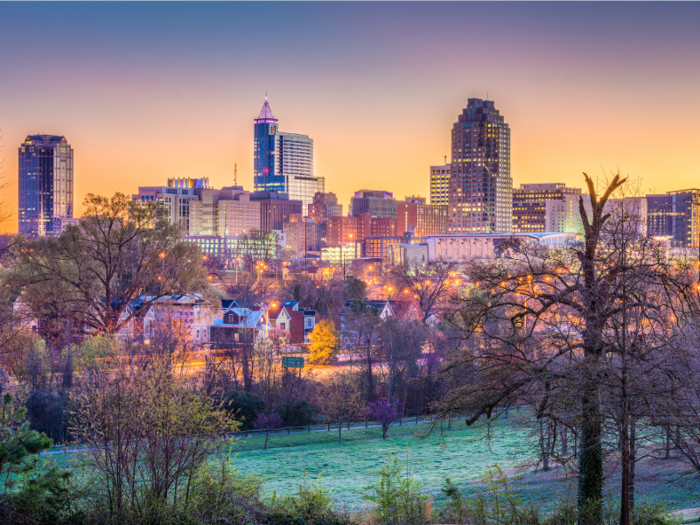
[338,420,342,444]
[578,385,603,525]
[562,425,569,455]
[629,416,636,515]
[366,352,375,402]
[665,426,671,459]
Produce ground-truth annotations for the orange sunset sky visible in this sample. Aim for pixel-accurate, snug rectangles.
[1,2,699,232]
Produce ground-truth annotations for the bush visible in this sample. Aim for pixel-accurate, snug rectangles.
[25,390,70,444]
[276,400,315,427]
[271,473,351,525]
[224,391,265,430]
[360,456,429,525]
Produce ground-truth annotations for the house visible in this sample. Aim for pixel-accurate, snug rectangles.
[339,299,422,334]
[267,301,316,344]
[141,294,218,345]
[209,305,267,348]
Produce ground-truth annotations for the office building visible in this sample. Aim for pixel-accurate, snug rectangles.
[308,192,342,223]
[647,190,700,247]
[187,186,260,237]
[430,163,451,206]
[512,183,582,233]
[350,189,398,218]
[449,99,512,233]
[427,232,580,263]
[251,191,302,231]
[321,243,361,267]
[361,236,403,263]
[18,135,74,236]
[134,178,209,233]
[327,216,360,246]
[397,196,448,237]
[284,214,320,256]
[253,95,323,215]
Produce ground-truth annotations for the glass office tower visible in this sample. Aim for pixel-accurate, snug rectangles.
[18,135,74,236]
[449,98,512,233]
[254,95,283,193]
[253,95,321,214]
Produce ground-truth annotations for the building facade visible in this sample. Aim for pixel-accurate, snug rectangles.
[251,191,302,231]
[134,177,209,233]
[188,186,260,237]
[18,135,74,236]
[512,183,582,233]
[397,196,448,237]
[427,232,580,263]
[449,99,512,234]
[350,189,398,218]
[647,190,700,247]
[430,163,451,206]
[253,95,321,214]
[308,192,342,222]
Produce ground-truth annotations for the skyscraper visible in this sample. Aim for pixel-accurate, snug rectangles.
[18,135,74,236]
[448,99,512,233]
[430,162,451,206]
[253,95,323,215]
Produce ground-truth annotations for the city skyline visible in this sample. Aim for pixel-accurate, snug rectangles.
[2,2,700,232]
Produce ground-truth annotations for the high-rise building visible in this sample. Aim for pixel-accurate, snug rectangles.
[448,99,512,233]
[253,95,323,215]
[250,191,303,231]
[134,178,209,233]
[647,190,700,247]
[18,135,74,236]
[430,163,451,206]
[350,190,398,219]
[308,192,342,222]
[397,196,448,237]
[188,186,261,237]
[512,183,582,233]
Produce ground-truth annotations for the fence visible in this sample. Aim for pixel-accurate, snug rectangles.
[232,414,441,438]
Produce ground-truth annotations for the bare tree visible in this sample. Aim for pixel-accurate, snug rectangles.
[440,173,697,525]
[390,261,456,324]
[343,300,382,402]
[16,193,210,336]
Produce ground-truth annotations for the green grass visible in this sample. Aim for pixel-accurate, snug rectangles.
[44,417,700,513]
[227,419,536,509]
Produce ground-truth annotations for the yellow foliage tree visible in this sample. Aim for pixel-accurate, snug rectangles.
[307,319,339,365]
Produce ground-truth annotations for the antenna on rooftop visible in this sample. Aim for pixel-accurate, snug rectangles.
[234,163,238,186]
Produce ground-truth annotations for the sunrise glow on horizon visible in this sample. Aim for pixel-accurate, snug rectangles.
[2,2,699,232]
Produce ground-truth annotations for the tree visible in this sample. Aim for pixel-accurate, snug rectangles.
[367,398,404,439]
[344,300,382,402]
[440,173,695,525]
[253,411,283,450]
[390,261,455,323]
[0,393,71,523]
[378,318,426,407]
[308,319,339,365]
[15,193,210,336]
[71,362,235,523]
[319,370,364,444]
[0,393,53,491]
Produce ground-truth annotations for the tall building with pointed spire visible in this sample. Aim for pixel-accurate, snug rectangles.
[253,94,323,215]
[449,98,512,233]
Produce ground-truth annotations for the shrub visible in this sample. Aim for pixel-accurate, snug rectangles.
[224,390,266,430]
[360,456,428,525]
[25,390,70,445]
[276,400,315,427]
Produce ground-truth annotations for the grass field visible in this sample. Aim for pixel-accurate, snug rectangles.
[46,417,700,513]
